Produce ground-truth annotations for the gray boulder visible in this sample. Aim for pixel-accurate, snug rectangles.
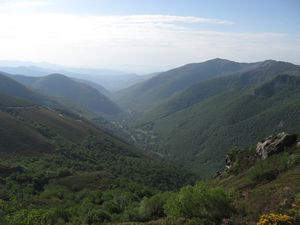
[225,154,232,170]
[256,132,297,159]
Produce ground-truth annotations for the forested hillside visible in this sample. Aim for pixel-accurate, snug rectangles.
[119,60,300,175]
[0,95,195,224]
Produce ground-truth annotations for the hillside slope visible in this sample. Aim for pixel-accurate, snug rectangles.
[114,59,258,110]
[128,65,300,176]
[141,60,300,122]
[0,102,195,224]
[213,134,300,224]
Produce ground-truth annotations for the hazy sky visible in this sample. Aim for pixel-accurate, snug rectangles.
[0,0,299,73]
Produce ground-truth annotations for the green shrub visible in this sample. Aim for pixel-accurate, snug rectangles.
[85,209,111,224]
[139,192,172,220]
[102,200,121,214]
[5,208,70,225]
[164,182,233,223]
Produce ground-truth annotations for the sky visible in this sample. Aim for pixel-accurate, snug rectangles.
[0,0,299,73]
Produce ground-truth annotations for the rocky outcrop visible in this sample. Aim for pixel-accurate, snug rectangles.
[225,154,232,170]
[256,132,297,159]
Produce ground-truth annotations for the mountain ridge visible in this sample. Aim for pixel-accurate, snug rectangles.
[5,72,122,118]
[114,58,275,110]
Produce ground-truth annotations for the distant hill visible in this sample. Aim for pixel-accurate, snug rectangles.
[7,73,122,118]
[7,73,110,97]
[125,60,300,176]
[114,58,259,110]
[0,72,46,104]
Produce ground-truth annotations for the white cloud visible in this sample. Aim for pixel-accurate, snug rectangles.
[0,12,298,73]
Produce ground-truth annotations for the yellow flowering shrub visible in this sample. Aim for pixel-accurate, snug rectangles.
[257,213,294,225]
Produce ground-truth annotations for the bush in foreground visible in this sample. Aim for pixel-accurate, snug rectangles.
[164,182,234,223]
[257,213,294,225]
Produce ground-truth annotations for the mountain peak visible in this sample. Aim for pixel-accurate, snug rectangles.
[45,73,70,80]
[207,58,233,62]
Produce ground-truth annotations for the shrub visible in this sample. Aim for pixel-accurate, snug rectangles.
[164,182,233,223]
[5,208,70,225]
[102,200,121,214]
[249,160,280,183]
[257,213,294,225]
[85,209,111,224]
[139,192,172,220]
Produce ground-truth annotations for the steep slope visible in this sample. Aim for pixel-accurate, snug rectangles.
[129,69,300,176]
[115,58,258,110]
[28,74,121,117]
[214,134,300,224]
[0,109,53,155]
[141,60,300,122]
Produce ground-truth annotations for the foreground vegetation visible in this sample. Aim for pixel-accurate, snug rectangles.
[1,131,300,224]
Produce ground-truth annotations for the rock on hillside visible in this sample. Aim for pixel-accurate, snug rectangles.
[223,132,298,174]
[256,132,297,159]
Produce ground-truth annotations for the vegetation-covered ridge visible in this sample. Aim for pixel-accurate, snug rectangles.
[6,73,122,118]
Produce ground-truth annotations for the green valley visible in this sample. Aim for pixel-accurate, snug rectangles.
[1,58,300,225]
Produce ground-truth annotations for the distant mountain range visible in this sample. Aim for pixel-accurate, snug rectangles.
[0,61,151,91]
